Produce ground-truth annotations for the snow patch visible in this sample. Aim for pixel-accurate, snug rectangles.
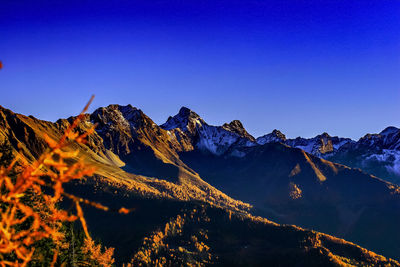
[197,125,240,155]
[333,140,349,150]
[294,141,316,154]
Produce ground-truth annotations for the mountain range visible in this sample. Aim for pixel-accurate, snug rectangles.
[257,127,400,185]
[0,104,399,266]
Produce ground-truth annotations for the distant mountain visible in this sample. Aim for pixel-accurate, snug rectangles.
[257,127,400,184]
[258,131,354,157]
[0,104,399,265]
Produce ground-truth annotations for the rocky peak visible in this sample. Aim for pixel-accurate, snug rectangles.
[90,104,153,131]
[380,127,400,146]
[380,126,399,136]
[222,120,255,141]
[318,132,331,139]
[313,133,334,155]
[357,126,400,150]
[271,129,287,141]
[256,129,286,145]
[161,107,205,134]
[223,120,243,130]
[314,132,332,147]
[89,104,159,155]
[358,133,383,148]
[178,106,200,119]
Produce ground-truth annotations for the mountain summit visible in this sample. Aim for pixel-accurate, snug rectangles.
[222,120,255,141]
[161,106,205,134]
[256,129,286,144]
[161,107,256,155]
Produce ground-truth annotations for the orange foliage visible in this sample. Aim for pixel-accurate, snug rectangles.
[81,237,115,267]
[130,209,212,266]
[0,96,129,266]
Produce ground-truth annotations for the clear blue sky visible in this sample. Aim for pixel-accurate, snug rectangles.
[1,0,399,139]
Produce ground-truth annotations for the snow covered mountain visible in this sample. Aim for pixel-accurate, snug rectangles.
[327,126,400,183]
[161,107,256,156]
[355,126,400,150]
[162,107,357,158]
[256,129,286,144]
[162,107,205,134]
[257,130,354,156]
[256,127,400,184]
[160,107,400,184]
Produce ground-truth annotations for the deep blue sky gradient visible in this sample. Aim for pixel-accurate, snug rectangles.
[1,0,400,139]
